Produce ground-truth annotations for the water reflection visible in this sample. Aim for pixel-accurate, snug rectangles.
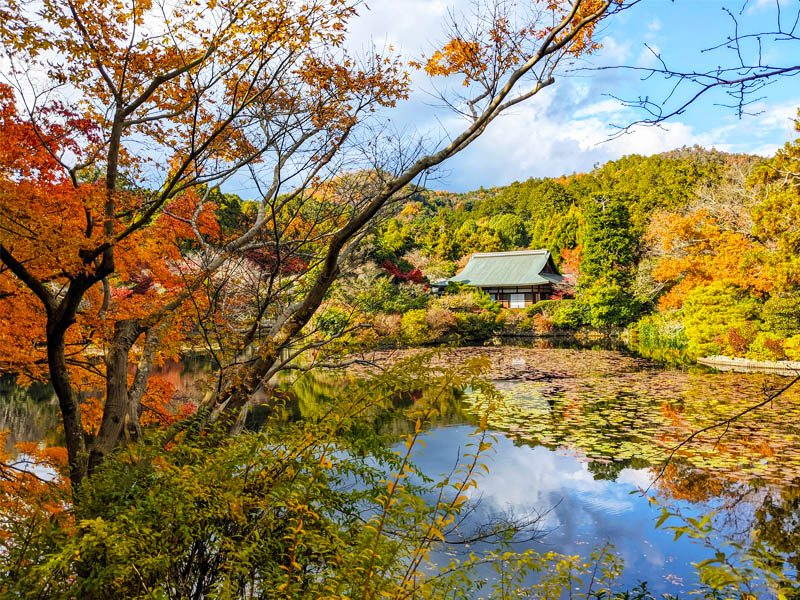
[0,376,61,452]
[415,426,717,595]
[244,369,478,435]
[3,346,800,596]
[281,354,800,595]
[0,357,220,454]
[462,349,800,487]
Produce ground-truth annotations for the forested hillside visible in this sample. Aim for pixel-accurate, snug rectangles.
[342,130,800,362]
[379,146,730,265]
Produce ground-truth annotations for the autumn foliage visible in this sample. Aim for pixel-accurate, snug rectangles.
[648,209,773,310]
[0,0,621,512]
[382,261,425,284]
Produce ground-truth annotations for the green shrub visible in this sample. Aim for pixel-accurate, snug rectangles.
[314,306,351,337]
[439,284,499,314]
[785,335,800,361]
[522,299,583,330]
[517,315,535,331]
[454,311,502,340]
[579,276,642,329]
[401,308,430,344]
[526,299,559,317]
[551,299,584,330]
[761,295,800,337]
[746,332,787,361]
[682,281,762,357]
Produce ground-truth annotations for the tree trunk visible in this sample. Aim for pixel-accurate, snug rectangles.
[212,283,339,432]
[88,319,143,474]
[126,325,162,439]
[46,321,88,490]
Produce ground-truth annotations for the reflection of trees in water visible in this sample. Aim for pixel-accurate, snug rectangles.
[0,376,62,451]
[656,460,736,504]
[625,336,695,368]
[149,356,218,402]
[514,336,633,353]
[474,359,800,491]
[0,357,218,454]
[8,346,800,578]
[1,356,221,454]
[264,353,800,591]
[0,355,261,452]
[657,459,776,544]
[754,482,800,588]
[586,457,650,481]
[242,370,478,439]
[454,347,800,579]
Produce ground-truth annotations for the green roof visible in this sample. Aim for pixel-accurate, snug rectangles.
[440,250,562,287]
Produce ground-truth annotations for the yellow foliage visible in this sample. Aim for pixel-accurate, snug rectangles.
[649,210,772,309]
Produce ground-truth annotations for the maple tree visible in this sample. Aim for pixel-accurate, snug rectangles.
[648,209,772,310]
[0,0,628,491]
[0,0,408,488]
[645,127,800,313]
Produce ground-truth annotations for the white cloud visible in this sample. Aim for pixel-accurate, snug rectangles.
[409,67,798,191]
[573,98,629,119]
[337,0,798,192]
[750,101,798,135]
[616,468,654,490]
[433,88,715,189]
[749,143,783,157]
[346,1,702,191]
[348,0,450,53]
[594,36,632,64]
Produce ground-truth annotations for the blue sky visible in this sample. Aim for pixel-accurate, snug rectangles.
[342,0,800,192]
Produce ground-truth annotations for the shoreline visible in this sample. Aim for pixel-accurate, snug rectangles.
[698,355,800,376]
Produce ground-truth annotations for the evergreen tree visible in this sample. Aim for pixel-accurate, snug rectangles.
[578,196,641,327]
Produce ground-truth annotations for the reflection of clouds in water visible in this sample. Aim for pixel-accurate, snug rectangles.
[416,426,704,595]
[617,468,654,490]
[467,438,637,513]
[419,427,651,536]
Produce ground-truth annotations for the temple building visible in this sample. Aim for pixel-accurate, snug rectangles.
[433,249,563,308]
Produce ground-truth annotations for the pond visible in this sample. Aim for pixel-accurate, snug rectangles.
[3,344,800,597]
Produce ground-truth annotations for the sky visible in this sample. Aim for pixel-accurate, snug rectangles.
[341,0,800,192]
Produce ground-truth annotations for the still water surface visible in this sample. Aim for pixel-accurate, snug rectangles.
[3,344,799,596]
